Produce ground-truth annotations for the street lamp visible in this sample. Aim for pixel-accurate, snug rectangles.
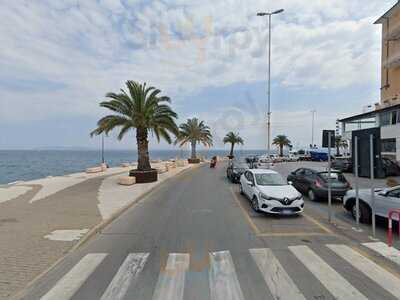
[311,109,316,148]
[257,8,284,157]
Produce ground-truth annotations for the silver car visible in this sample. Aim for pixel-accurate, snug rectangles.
[343,185,400,223]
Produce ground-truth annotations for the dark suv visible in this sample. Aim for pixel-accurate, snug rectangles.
[227,159,248,183]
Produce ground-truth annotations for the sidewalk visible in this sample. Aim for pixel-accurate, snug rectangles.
[0,162,195,299]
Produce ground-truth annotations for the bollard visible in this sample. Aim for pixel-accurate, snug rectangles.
[388,209,400,247]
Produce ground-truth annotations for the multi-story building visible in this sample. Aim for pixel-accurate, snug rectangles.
[340,1,400,163]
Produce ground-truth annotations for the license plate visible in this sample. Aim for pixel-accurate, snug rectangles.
[281,210,292,215]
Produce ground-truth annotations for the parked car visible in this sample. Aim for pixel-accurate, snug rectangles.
[343,185,400,223]
[382,157,400,177]
[287,153,300,162]
[287,168,351,201]
[239,169,304,215]
[331,157,352,173]
[227,159,248,183]
[270,154,284,163]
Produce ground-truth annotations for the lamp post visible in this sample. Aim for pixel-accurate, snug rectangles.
[311,109,316,148]
[257,9,284,156]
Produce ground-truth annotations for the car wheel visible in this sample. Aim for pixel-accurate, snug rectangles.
[308,189,317,202]
[239,183,244,195]
[359,202,372,224]
[251,196,260,212]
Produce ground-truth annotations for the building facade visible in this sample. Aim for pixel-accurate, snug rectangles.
[340,1,400,163]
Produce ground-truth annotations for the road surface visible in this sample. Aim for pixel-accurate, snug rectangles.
[19,163,400,300]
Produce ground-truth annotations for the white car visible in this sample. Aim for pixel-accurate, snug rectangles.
[239,169,304,215]
[343,185,400,223]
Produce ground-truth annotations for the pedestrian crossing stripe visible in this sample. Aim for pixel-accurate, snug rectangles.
[328,244,400,299]
[250,248,306,300]
[39,245,400,300]
[152,253,190,300]
[40,253,108,300]
[209,251,245,300]
[289,245,368,300]
[362,241,400,266]
[100,253,149,300]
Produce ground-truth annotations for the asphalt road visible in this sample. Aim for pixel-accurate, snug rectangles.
[18,163,400,300]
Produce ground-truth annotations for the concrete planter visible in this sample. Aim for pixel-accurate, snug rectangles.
[188,158,201,164]
[129,169,158,183]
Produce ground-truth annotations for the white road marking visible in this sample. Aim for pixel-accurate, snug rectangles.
[250,248,306,300]
[152,253,190,300]
[362,241,400,266]
[40,253,107,300]
[289,245,367,300]
[328,244,400,299]
[100,253,149,300]
[44,229,89,242]
[209,251,245,300]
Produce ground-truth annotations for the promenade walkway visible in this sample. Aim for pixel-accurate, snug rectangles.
[0,163,192,299]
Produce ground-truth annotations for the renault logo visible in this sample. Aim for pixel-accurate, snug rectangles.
[283,198,289,205]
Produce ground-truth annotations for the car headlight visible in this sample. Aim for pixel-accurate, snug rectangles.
[259,193,280,201]
[294,195,303,200]
[259,193,272,201]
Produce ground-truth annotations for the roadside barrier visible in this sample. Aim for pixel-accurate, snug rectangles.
[388,209,400,247]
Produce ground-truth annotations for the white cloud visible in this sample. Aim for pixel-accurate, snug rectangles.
[0,0,393,126]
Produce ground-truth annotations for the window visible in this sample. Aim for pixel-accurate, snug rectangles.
[255,173,287,186]
[245,172,254,183]
[381,112,391,126]
[295,169,304,175]
[319,172,347,183]
[382,138,396,153]
[387,188,400,198]
[304,169,314,177]
[381,110,399,126]
[391,111,398,125]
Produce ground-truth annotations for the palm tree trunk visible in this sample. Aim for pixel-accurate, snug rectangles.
[279,145,283,157]
[137,128,151,171]
[191,141,197,159]
[229,143,235,157]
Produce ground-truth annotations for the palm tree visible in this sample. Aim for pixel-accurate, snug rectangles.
[91,81,179,181]
[176,118,213,162]
[272,135,291,157]
[335,135,348,156]
[223,132,244,158]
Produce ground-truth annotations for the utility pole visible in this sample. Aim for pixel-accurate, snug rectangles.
[257,9,284,156]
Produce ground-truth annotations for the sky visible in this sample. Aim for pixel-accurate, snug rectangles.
[0,0,395,151]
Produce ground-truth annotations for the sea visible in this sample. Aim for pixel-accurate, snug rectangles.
[0,149,271,184]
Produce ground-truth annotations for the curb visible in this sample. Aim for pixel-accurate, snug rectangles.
[10,163,202,300]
